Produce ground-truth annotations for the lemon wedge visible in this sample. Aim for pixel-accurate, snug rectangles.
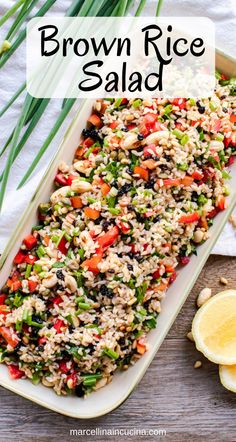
[192,290,236,365]
[219,365,236,393]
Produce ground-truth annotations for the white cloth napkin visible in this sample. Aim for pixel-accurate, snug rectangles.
[0,0,235,255]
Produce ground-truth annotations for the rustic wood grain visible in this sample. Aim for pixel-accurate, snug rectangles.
[0,255,236,442]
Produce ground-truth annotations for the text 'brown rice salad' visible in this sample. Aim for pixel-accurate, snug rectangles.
[0,73,235,397]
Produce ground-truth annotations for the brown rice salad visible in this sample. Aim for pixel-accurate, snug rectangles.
[0,73,235,397]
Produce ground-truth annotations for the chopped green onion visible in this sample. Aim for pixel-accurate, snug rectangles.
[52,261,65,268]
[33,263,42,273]
[222,170,231,180]
[216,133,224,142]
[77,302,91,311]
[132,99,142,108]
[103,348,119,360]
[180,134,189,145]
[177,163,188,171]
[172,129,183,139]
[210,101,218,111]
[25,264,32,279]
[198,194,208,205]
[114,98,122,108]
[78,249,85,260]
[36,245,46,258]
[109,207,121,215]
[189,98,196,106]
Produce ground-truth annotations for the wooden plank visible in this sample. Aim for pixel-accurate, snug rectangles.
[0,255,235,441]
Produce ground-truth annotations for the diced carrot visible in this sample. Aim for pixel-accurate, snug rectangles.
[101,183,111,196]
[70,196,83,209]
[133,166,149,181]
[76,146,86,158]
[0,326,19,348]
[7,279,21,292]
[84,207,101,220]
[44,235,50,246]
[137,337,148,355]
[81,253,103,274]
[88,114,102,128]
[181,176,194,186]
[158,178,181,187]
[230,114,236,123]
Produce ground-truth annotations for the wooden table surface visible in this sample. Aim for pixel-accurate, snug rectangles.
[0,255,236,442]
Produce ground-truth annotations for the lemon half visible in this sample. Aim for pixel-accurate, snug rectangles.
[192,290,236,365]
[219,365,236,393]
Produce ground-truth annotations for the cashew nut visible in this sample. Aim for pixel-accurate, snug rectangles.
[64,274,77,293]
[71,179,92,193]
[197,287,212,308]
[50,186,70,204]
[42,273,58,288]
[145,130,169,144]
[121,133,138,150]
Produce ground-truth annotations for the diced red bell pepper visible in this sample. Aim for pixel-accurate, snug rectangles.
[169,271,177,284]
[211,119,221,132]
[67,372,77,389]
[144,112,157,126]
[191,170,204,181]
[216,195,226,211]
[25,254,37,265]
[165,264,175,273]
[172,98,186,109]
[23,235,37,250]
[57,236,69,255]
[224,135,235,148]
[53,296,63,305]
[88,114,102,128]
[152,269,161,279]
[207,208,218,219]
[54,319,64,333]
[38,336,47,345]
[97,226,119,250]
[128,123,136,131]
[120,222,130,234]
[179,212,200,224]
[67,174,78,185]
[121,98,128,105]
[109,121,119,130]
[13,251,26,265]
[59,360,71,374]
[0,294,7,305]
[180,256,190,265]
[143,144,158,157]
[221,73,228,81]
[7,279,21,292]
[0,305,9,316]
[28,280,38,293]
[8,364,24,380]
[54,173,68,186]
[83,137,94,148]
[230,114,236,124]
[81,253,103,274]
[226,155,235,167]
[0,326,19,348]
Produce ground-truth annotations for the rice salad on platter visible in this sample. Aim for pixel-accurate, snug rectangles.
[0,73,235,397]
